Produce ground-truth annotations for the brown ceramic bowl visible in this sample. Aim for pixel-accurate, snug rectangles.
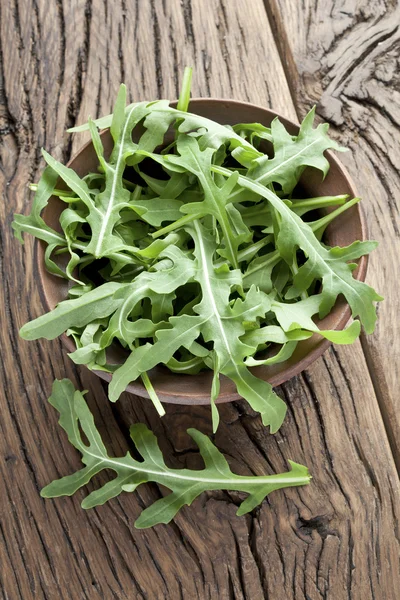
[37,99,367,405]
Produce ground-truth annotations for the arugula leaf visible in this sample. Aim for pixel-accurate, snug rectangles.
[140,137,243,267]
[109,316,204,400]
[41,379,311,528]
[129,198,184,226]
[244,107,346,193]
[101,246,196,350]
[42,96,175,260]
[270,295,362,343]
[232,122,273,144]
[213,166,382,333]
[188,221,287,432]
[13,166,67,248]
[69,101,260,153]
[20,282,126,340]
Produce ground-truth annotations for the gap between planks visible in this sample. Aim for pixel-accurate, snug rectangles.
[360,332,400,473]
[260,0,400,476]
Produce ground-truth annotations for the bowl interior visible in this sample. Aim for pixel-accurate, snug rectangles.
[38,99,367,404]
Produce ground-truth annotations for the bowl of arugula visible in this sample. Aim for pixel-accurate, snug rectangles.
[14,70,382,432]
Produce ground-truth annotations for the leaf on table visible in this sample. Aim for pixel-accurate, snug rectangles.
[41,379,311,528]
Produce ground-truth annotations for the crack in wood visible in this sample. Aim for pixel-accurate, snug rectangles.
[261,0,301,118]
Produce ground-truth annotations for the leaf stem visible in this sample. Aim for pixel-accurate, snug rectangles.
[177,66,193,112]
[310,196,360,239]
[291,194,348,210]
[291,255,308,300]
[29,183,76,198]
[151,213,196,238]
[140,371,166,416]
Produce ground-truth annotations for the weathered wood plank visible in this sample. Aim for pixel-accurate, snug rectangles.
[0,1,399,599]
[270,0,400,467]
[0,1,295,599]
[114,339,400,599]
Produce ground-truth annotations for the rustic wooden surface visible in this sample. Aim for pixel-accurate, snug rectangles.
[1,1,399,598]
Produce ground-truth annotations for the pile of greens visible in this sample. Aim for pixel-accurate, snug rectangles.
[14,69,381,526]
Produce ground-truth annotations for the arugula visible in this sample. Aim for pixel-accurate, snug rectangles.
[68,100,262,159]
[107,221,286,433]
[14,72,382,431]
[241,107,346,193]
[41,379,311,528]
[12,166,68,276]
[212,166,382,333]
[14,70,384,528]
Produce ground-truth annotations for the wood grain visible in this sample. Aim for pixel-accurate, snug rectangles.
[0,1,399,599]
[269,0,400,466]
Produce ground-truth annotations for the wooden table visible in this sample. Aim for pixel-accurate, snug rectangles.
[1,1,399,598]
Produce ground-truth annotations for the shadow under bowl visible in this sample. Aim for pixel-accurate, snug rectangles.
[37,98,368,405]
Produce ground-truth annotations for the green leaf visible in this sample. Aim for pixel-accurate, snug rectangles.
[12,166,67,248]
[242,325,312,347]
[187,221,287,432]
[243,249,281,292]
[45,101,176,260]
[107,220,287,432]
[130,198,184,226]
[41,380,311,528]
[84,102,147,257]
[166,355,205,374]
[213,166,382,333]
[68,101,262,157]
[271,295,361,343]
[138,170,190,198]
[20,282,126,340]
[42,150,95,210]
[245,340,298,367]
[143,136,243,267]
[247,107,346,193]
[101,245,196,350]
[110,84,127,143]
[232,122,273,144]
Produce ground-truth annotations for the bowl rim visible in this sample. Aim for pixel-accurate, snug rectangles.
[35,97,368,404]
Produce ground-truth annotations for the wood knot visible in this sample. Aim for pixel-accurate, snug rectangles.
[296,514,334,540]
